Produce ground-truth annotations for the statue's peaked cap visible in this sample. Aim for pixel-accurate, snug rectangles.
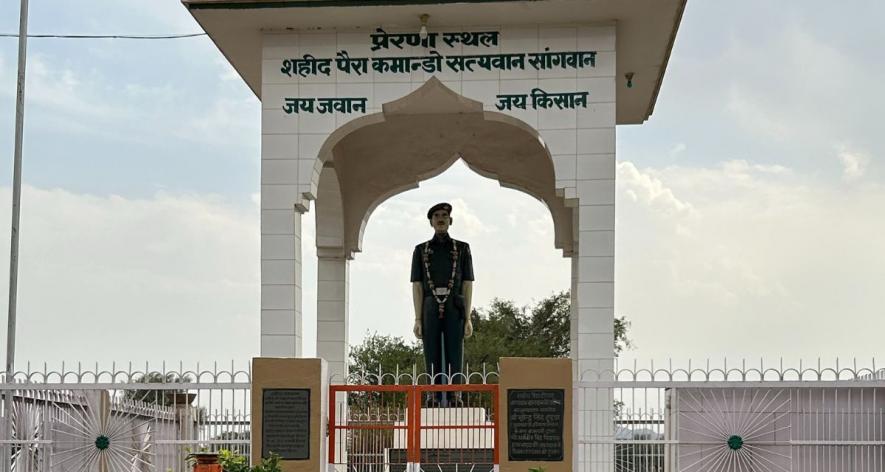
[427,202,452,220]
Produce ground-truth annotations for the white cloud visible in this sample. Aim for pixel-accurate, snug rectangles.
[667,143,687,158]
[0,1,882,370]
[654,11,884,183]
[0,186,260,364]
[616,160,885,362]
[448,197,494,235]
[2,158,882,367]
[721,25,865,143]
[347,161,570,343]
[215,57,244,82]
[0,45,258,155]
[837,147,869,182]
[0,162,568,364]
[175,95,260,147]
[618,161,695,219]
[725,85,793,142]
[21,54,127,123]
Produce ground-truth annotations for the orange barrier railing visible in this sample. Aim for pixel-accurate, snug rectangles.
[329,383,499,469]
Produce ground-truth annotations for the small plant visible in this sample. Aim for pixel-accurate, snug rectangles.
[253,453,281,472]
[217,450,281,472]
[183,446,209,469]
[528,467,546,472]
[218,450,249,472]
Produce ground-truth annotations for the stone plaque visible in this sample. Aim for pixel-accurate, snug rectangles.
[262,388,311,460]
[507,389,565,461]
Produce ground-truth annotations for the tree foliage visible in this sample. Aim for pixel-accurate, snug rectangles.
[123,372,194,406]
[348,332,424,377]
[348,291,632,375]
[614,315,633,356]
[464,292,570,367]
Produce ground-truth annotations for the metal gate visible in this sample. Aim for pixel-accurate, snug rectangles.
[328,384,499,472]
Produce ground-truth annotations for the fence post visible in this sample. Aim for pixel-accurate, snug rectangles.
[408,386,422,472]
[492,385,500,468]
[328,386,336,467]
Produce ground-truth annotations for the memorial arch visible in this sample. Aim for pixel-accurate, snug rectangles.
[183,1,684,388]
[184,4,685,469]
[311,78,576,379]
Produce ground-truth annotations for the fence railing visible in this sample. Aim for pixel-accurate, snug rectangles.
[576,359,885,472]
[2,359,883,472]
[332,363,500,386]
[1,362,252,472]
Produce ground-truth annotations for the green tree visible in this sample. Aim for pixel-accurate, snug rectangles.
[614,315,633,356]
[348,332,424,381]
[123,372,194,406]
[528,291,571,357]
[123,373,210,424]
[349,291,633,374]
[464,298,530,367]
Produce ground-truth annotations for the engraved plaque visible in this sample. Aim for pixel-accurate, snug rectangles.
[262,388,310,460]
[507,389,565,461]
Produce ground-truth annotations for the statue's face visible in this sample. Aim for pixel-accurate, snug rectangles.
[429,209,452,233]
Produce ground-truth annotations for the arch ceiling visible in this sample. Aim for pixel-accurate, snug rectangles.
[316,78,574,258]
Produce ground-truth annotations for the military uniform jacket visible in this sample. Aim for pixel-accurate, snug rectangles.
[410,233,475,312]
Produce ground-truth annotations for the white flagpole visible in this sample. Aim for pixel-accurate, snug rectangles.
[5,0,29,466]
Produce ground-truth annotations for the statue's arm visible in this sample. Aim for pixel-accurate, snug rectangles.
[462,281,473,337]
[462,281,473,317]
[412,282,423,338]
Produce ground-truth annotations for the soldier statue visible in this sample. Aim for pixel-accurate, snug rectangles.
[411,202,474,405]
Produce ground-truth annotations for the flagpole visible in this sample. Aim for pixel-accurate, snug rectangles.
[5,0,29,464]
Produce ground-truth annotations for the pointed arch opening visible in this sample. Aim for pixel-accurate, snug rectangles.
[314,78,574,259]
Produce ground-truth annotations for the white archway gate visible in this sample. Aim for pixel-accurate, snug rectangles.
[259,24,617,367]
[185,1,686,469]
[257,26,618,470]
[311,77,578,380]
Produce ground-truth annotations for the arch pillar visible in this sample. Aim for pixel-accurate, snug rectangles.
[314,166,351,468]
[316,253,349,382]
[570,134,617,472]
[315,166,349,382]
[571,150,617,376]
[260,126,306,357]
[260,207,303,357]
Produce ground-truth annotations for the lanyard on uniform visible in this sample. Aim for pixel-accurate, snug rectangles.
[422,239,459,319]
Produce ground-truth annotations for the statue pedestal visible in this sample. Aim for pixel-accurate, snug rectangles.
[386,407,495,471]
[391,407,495,449]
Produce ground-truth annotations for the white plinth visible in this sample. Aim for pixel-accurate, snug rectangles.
[391,407,495,449]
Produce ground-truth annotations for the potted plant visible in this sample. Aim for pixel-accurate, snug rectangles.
[186,452,221,472]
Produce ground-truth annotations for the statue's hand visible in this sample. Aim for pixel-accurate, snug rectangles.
[464,319,473,338]
[413,320,422,339]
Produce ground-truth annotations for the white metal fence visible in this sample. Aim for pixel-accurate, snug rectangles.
[3,359,883,472]
[0,362,251,472]
[577,359,885,472]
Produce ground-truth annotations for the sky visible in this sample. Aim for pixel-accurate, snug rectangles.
[0,1,882,372]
